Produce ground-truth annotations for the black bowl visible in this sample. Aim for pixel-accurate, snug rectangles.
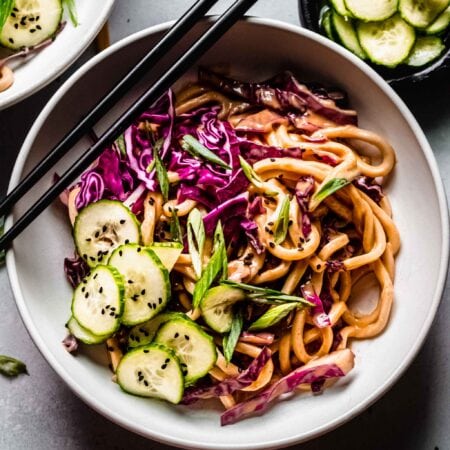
[298,0,450,86]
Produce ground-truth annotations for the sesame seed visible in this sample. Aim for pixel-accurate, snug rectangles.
[93,274,98,279]
[147,303,152,308]
[174,332,179,338]
[102,225,107,232]
[317,264,322,269]
[85,293,89,298]
[81,287,86,292]
[143,349,149,353]
[144,381,149,386]
[14,23,18,29]
[124,239,130,244]
[141,289,146,295]
[185,335,190,340]
[120,219,126,224]
[8,38,14,44]
[137,247,141,253]
[107,346,114,352]
[158,298,162,304]
[101,309,105,315]
[268,221,274,226]
[270,158,275,162]
[110,312,115,317]
[95,231,100,238]
[10,12,16,18]
[165,358,170,364]
[36,24,41,30]
[128,279,133,284]
[161,364,167,370]
[119,250,123,256]
[269,242,275,248]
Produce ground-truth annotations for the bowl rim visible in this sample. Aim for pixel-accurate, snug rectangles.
[6,17,450,450]
[0,0,116,111]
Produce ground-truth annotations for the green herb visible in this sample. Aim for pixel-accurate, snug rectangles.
[273,196,291,244]
[62,0,79,27]
[221,280,313,307]
[145,160,155,173]
[314,178,350,203]
[187,208,205,279]
[192,221,226,308]
[0,355,28,378]
[239,156,277,196]
[248,303,298,331]
[182,135,232,170]
[213,221,228,280]
[169,209,182,244]
[153,139,169,202]
[0,0,14,32]
[114,134,126,156]
[223,309,243,362]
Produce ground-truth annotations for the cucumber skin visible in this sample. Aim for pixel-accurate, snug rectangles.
[74,199,141,269]
[155,317,217,385]
[117,343,184,404]
[0,1,63,50]
[406,36,445,66]
[331,11,367,60]
[108,244,171,327]
[425,6,450,34]
[66,316,109,345]
[344,0,399,22]
[71,265,125,337]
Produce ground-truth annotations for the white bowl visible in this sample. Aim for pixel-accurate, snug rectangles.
[0,0,115,110]
[6,18,449,449]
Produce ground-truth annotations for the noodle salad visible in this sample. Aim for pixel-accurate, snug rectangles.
[61,69,399,425]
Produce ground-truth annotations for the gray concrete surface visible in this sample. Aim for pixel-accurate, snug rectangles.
[0,1,449,449]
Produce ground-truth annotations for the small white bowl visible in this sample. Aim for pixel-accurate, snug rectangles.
[0,0,115,110]
[6,18,449,449]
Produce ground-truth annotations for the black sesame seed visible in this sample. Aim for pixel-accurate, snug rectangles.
[174,332,179,338]
[115,314,120,318]
[93,273,98,279]
[184,335,190,340]
[147,303,152,308]
[137,247,141,253]
[14,23,18,29]
[81,287,86,292]
[144,381,149,387]
[143,349,149,353]
[148,198,155,205]
[111,307,116,311]
[13,7,18,12]
[119,250,123,256]
[107,346,114,352]
[83,254,88,259]
[317,264,322,269]
[36,24,41,30]
[99,287,103,294]
[85,292,89,298]
[143,331,149,337]
[8,38,14,44]
[110,312,115,317]
[181,363,187,367]
[141,289,146,295]
[270,158,275,162]
[105,305,110,309]
[102,225,107,232]
[268,222,274,226]
[158,298,162,304]
[128,279,133,284]
[95,231,100,238]
[269,242,275,248]
[125,239,130,244]
[10,12,16,18]
[161,364,167,370]
[120,219,126,224]
[288,220,293,226]
[101,309,105,315]
[165,358,170,364]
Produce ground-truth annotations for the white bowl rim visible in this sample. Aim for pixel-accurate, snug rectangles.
[6,17,450,450]
[0,0,115,110]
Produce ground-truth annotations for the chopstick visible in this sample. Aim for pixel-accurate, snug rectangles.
[0,0,258,252]
[0,0,219,219]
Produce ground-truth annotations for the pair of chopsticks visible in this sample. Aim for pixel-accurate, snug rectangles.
[0,0,258,252]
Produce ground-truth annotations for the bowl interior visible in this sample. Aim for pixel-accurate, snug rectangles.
[297,0,450,85]
[7,19,448,450]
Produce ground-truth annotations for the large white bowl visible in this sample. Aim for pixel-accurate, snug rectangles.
[0,0,115,110]
[6,18,449,449]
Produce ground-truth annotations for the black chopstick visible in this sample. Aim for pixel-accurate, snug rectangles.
[0,0,258,252]
[0,0,220,218]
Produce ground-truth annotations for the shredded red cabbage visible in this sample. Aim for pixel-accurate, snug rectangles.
[182,347,272,404]
[64,254,90,288]
[62,334,78,353]
[353,176,384,203]
[295,176,315,237]
[301,281,331,328]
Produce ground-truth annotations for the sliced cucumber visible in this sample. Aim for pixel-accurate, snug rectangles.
[128,312,188,348]
[320,8,336,40]
[117,343,184,404]
[155,317,217,385]
[406,35,445,66]
[344,0,398,22]
[425,6,450,34]
[149,242,183,272]
[200,285,246,333]
[0,0,63,50]
[357,15,416,67]
[332,11,367,59]
[74,200,140,268]
[330,0,351,16]
[71,265,124,337]
[108,244,170,326]
[66,316,109,345]
[400,0,449,28]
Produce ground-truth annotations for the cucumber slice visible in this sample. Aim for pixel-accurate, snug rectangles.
[406,35,445,66]
[320,8,336,40]
[108,244,170,326]
[0,0,63,50]
[74,200,140,268]
[200,285,246,333]
[66,316,109,345]
[155,317,217,385]
[128,312,188,348]
[71,265,124,337]
[344,0,398,22]
[117,343,184,404]
[400,0,449,28]
[330,0,351,16]
[332,12,367,59]
[425,6,450,34]
[149,242,183,272]
[357,15,416,67]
